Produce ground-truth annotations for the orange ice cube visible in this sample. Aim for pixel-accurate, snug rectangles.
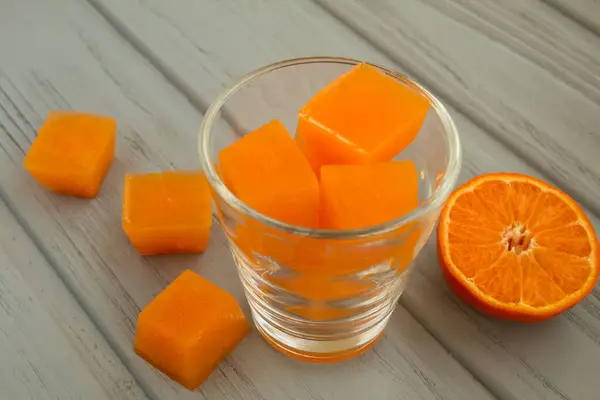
[134,270,250,390]
[23,110,116,197]
[272,272,374,301]
[320,161,419,229]
[219,120,319,228]
[122,171,212,255]
[296,63,429,176]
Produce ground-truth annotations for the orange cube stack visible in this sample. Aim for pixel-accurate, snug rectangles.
[24,110,116,198]
[219,120,320,228]
[134,270,250,390]
[217,63,426,232]
[296,63,429,176]
[122,171,212,255]
[320,161,418,229]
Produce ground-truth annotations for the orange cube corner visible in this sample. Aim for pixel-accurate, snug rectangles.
[122,171,212,256]
[23,110,116,198]
[134,270,250,390]
[218,120,319,228]
[296,63,429,175]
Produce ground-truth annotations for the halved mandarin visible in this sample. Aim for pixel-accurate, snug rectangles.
[437,173,599,322]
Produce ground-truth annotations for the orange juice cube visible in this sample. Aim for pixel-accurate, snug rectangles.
[296,63,429,175]
[273,272,374,301]
[134,270,250,390]
[320,161,419,229]
[219,120,319,228]
[122,171,212,255]
[23,110,116,197]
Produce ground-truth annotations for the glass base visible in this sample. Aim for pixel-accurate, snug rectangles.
[251,306,390,363]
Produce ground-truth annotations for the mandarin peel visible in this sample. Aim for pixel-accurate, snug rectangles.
[437,173,599,322]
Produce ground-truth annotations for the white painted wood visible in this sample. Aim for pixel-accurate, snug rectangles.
[0,200,147,400]
[419,0,600,105]
[545,0,600,35]
[84,0,600,398]
[0,0,495,399]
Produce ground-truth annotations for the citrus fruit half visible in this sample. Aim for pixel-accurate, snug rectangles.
[437,173,599,322]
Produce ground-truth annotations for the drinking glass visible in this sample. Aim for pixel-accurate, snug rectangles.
[198,57,461,362]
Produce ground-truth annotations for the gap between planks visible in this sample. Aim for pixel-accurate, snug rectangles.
[542,0,600,38]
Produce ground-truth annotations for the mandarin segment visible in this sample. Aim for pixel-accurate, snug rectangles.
[508,181,542,224]
[218,120,319,228]
[529,191,579,231]
[438,173,599,322]
[449,204,503,230]
[472,251,521,304]
[296,63,429,175]
[470,180,513,225]
[446,222,502,244]
[520,253,565,308]
[533,247,593,295]
[134,270,250,390]
[448,243,504,279]
[24,110,116,198]
[452,190,506,230]
[535,224,593,257]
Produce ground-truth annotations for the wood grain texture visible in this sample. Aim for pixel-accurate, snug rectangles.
[0,200,147,400]
[419,0,600,105]
[89,0,600,399]
[545,0,600,36]
[316,0,600,221]
[0,0,494,399]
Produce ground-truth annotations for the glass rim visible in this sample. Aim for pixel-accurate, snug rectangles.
[198,56,462,240]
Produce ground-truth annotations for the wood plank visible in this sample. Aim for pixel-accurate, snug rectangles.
[316,0,600,221]
[87,0,600,398]
[417,0,600,105]
[544,0,600,36]
[0,0,494,399]
[0,199,147,400]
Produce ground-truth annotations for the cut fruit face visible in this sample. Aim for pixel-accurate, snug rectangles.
[437,173,599,322]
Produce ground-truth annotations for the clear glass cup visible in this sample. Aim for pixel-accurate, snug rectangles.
[199,57,461,362]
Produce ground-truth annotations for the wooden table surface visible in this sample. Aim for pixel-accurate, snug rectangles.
[1,0,599,399]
